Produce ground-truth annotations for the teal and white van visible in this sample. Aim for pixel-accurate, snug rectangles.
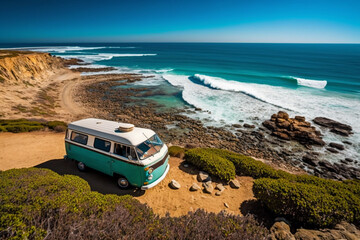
[64,118,170,190]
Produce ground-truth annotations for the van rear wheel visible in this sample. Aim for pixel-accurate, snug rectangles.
[116,176,129,189]
[77,161,86,172]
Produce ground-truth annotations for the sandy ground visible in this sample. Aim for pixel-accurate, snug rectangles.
[0,131,254,217]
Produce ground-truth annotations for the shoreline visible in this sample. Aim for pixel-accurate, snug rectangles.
[0,51,358,180]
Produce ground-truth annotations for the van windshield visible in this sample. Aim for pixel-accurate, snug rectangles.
[136,134,163,160]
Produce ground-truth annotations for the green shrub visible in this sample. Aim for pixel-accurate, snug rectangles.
[201,148,294,180]
[0,168,269,239]
[184,147,360,228]
[0,119,45,133]
[253,178,360,228]
[168,146,185,158]
[185,148,236,181]
[0,119,68,133]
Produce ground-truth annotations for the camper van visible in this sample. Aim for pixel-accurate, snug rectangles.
[64,118,169,190]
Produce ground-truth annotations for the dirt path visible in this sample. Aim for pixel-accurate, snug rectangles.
[0,132,254,217]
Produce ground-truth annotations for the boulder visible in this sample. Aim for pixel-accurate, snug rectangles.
[329,142,345,151]
[331,128,351,136]
[202,181,214,194]
[345,158,354,163]
[277,111,289,119]
[313,117,353,136]
[169,179,181,189]
[224,202,229,208]
[327,147,339,154]
[262,111,325,146]
[190,183,201,191]
[197,171,211,182]
[229,179,240,189]
[269,221,295,240]
[295,116,305,122]
[302,155,319,166]
[294,221,360,240]
[262,120,277,131]
[216,183,225,191]
[243,123,256,128]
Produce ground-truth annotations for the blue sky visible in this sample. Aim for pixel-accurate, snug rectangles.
[0,0,359,43]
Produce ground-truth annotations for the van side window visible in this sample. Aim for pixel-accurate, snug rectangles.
[114,144,137,160]
[94,138,111,152]
[71,131,88,145]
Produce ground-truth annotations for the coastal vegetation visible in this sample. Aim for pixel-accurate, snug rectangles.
[184,147,360,228]
[0,168,269,239]
[168,145,185,158]
[185,148,236,181]
[0,119,67,133]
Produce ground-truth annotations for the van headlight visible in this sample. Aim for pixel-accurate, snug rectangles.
[147,174,153,180]
[148,167,154,174]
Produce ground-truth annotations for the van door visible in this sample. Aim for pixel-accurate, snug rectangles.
[112,144,142,187]
[88,138,113,175]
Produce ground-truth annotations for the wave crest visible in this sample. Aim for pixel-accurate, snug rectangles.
[291,77,327,89]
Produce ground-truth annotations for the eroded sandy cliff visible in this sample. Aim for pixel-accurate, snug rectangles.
[0,51,64,85]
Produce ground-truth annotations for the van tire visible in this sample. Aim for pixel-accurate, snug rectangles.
[77,161,86,172]
[116,176,130,189]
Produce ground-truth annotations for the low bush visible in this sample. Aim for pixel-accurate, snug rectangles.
[253,178,360,228]
[168,146,185,158]
[202,148,293,179]
[0,168,269,240]
[185,148,236,181]
[0,119,45,133]
[0,119,67,133]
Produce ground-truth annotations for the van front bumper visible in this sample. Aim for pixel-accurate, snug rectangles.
[141,164,170,190]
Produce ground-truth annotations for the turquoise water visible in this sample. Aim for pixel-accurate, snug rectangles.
[2,43,360,161]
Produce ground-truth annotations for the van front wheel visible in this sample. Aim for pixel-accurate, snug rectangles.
[116,176,129,189]
[77,161,86,172]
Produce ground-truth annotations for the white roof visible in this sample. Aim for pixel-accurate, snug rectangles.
[68,118,156,146]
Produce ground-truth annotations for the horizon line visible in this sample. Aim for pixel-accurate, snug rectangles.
[1,41,360,45]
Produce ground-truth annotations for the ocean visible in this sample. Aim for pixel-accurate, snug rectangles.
[2,43,360,162]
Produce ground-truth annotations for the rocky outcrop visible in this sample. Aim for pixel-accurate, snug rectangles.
[294,221,360,240]
[269,220,360,240]
[0,51,64,85]
[313,117,353,136]
[269,221,295,240]
[262,111,325,146]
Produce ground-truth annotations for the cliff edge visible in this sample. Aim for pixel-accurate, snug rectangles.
[0,50,64,85]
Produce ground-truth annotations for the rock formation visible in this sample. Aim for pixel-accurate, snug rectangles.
[313,117,353,136]
[262,111,325,146]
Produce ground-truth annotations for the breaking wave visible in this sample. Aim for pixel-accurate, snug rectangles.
[1,46,137,53]
[290,76,327,89]
[61,53,157,63]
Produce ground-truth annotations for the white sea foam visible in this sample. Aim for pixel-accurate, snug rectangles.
[291,77,327,89]
[163,73,360,162]
[1,46,137,53]
[68,64,110,69]
[164,73,360,131]
[61,53,157,63]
